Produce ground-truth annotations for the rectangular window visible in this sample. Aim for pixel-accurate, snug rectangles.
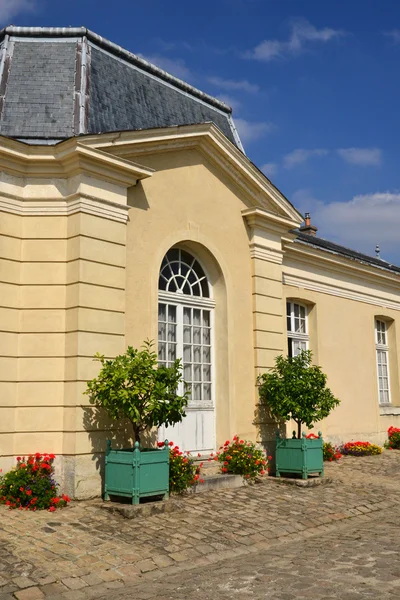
[286,301,308,357]
[375,319,390,404]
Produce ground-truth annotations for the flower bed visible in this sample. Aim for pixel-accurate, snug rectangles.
[0,453,70,511]
[339,441,382,456]
[216,436,270,480]
[385,426,400,450]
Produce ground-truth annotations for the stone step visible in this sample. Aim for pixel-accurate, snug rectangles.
[191,473,244,494]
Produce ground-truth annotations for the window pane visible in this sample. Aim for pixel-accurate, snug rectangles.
[203,346,211,363]
[158,322,166,341]
[287,315,291,332]
[158,304,166,321]
[183,345,192,362]
[193,364,201,381]
[183,326,191,343]
[193,309,201,326]
[167,324,176,342]
[158,343,166,362]
[183,307,191,324]
[203,383,211,401]
[202,311,210,327]
[294,304,300,319]
[193,346,201,363]
[168,344,176,362]
[168,305,176,323]
[183,364,192,381]
[193,327,201,344]
[193,383,201,400]
[203,328,210,345]
[203,365,211,381]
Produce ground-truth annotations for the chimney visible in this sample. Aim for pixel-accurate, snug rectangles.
[299,212,318,237]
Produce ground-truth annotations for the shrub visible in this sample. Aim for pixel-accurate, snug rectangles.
[323,442,342,462]
[85,341,189,445]
[340,441,382,456]
[385,426,400,450]
[0,453,71,511]
[258,351,340,439]
[160,442,204,494]
[216,436,270,480]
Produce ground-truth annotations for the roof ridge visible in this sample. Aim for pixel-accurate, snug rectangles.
[0,25,232,114]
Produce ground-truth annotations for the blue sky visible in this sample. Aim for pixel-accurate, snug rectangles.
[3,0,400,263]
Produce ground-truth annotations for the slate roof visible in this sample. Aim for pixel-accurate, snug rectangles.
[0,26,240,146]
[296,232,400,276]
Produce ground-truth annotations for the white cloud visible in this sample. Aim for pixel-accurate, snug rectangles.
[0,0,35,21]
[337,147,382,166]
[245,18,344,61]
[234,118,274,144]
[292,188,400,260]
[208,76,259,94]
[215,94,242,112]
[383,30,400,44]
[261,162,278,178]
[284,148,328,169]
[138,54,192,80]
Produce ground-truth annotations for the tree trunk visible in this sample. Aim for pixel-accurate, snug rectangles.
[131,422,141,446]
[297,420,302,439]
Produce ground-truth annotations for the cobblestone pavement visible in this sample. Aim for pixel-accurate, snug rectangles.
[0,452,399,599]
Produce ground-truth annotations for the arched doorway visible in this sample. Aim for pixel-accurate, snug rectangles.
[157,247,216,452]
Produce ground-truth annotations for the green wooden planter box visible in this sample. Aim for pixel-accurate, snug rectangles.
[104,440,170,504]
[275,431,324,479]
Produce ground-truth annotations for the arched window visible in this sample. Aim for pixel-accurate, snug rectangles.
[158,248,214,406]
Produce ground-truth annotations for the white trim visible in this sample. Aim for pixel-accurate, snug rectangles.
[286,300,308,357]
[283,273,400,312]
[380,406,400,416]
[158,290,215,309]
[250,244,284,264]
[375,319,391,405]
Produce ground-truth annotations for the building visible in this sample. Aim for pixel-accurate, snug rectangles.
[0,26,399,498]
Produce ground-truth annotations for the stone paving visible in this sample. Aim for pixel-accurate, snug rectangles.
[0,452,399,599]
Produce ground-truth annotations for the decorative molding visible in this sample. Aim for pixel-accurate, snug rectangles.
[380,405,400,416]
[158,290,215,309]
[283,273,400,312]
[250,244,283,264]
[0,193,129,223]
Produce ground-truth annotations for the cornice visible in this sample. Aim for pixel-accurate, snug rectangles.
[242,207,301,234]
[0,192,129,223]
[283,273,400,312]
[0,137,154,185]
[283,241,400,289]
[250,244,283,264]
[78,124,303,224]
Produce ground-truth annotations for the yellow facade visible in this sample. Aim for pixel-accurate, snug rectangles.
[0,124,399,497]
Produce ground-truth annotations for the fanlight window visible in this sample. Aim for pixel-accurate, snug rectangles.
[158,248,209,298]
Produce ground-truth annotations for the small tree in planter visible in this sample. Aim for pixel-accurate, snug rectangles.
[258,351,340,479]
[85,341,189,503]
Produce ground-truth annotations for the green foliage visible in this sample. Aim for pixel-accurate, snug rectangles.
[0,453,70,511]
[323,442,342,462]
[258,351,340,439]
[217,436,269,480]
[166,443,203,494]
[85,341,189,444]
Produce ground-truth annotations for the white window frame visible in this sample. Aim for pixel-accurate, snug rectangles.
[375,319,391,405]
[158,250,215,410]
[286,301,309,357]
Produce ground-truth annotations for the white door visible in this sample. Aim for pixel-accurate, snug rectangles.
[157,249,215,453]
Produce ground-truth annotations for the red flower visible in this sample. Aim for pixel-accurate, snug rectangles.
[35,452,42,459]
[5,501,10,506]
[19,487,24,492]
[16,456,21,461]
[49,453,56,459]
[62,495,71,502]
[197,453,201,457]
[221,467,227,473]
[239,440,244,444]
[26,490,32,496]
[157,442,164,447]
[168,441,174,446]
[48,506,56,512]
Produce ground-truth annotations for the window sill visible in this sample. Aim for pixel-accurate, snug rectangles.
[380,405,400,416]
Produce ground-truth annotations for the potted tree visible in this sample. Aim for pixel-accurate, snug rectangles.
[258,351,340,479]
[85,341,189,504]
